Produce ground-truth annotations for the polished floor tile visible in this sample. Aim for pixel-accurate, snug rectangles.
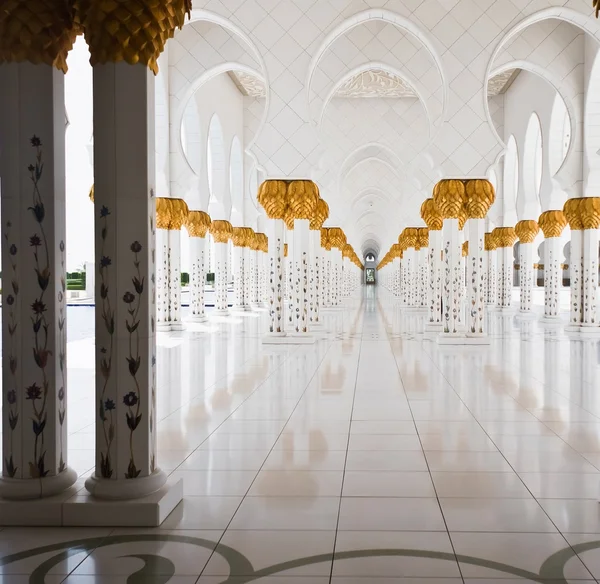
[6,293,600,582]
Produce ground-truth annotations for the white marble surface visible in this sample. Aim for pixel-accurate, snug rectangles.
[2,286,600,581]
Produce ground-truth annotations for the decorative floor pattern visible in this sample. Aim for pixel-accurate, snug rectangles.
[3,288,600,583]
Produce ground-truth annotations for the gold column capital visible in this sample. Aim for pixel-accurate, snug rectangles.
[484,232,494,251]
[462,241,469,257]
[210,220,233,244]
[493,227,517,248]
[283,243,288,258]
[465,178,495,219]
[79,0,191,74]
[538,210,567,238]
[185,210,211,238]
[0,0,80,73]
[232,227,246,247]
[257,180,288,220]
[255,232,268,252]
[417,227,429,249]
[563,198,583,231]
[402,228,419,249]
[515,220,539,244]
[458,206,468,231]
[288,180,319,220]
[579,197,600,230]
[321,228,331,250]
[169,198,189,230]
[420,198,443,231]
[433,179,466,219]
[156,197,188,230]
[328,227,346,249]
[156,197,173,230]
[310,198,329,230]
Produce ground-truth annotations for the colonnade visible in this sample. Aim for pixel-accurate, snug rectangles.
[379,179,600,341]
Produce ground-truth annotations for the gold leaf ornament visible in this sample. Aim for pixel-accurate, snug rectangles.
[578,197,600,230]
[465,179,495,219]
[514,220,539,244]
[288,180,319,220]
[321,228,331,250]
[310,198,330,230]
[210,220,233,244]
[420,198,443,231]
[185,210,211,238]
[257,180,288,220]
[433,179,466,219]
[563,198,583,231]
[538,210,567,238]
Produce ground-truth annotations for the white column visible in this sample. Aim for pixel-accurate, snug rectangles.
[467,218,486,335]
[441,218,461,334]
[419,247,428,308]
[428,230,443,328]
[309,230,322,326]
[214,241,229,315]
[168,229,183,330]
[569,229,583,327]
[582,228,599,328]
[267,219,285,335]
[543,237,562,320]
[232,245,245,311]
[0,63,77,498]
[188,236,207,322]
[519,243,535,314]
[487,243,497,306]
[498,245,513,310]
[332,248,342,307]
[85,63,167,499]
[247,247,259,307]
[156,228,169,330]
[323,248,332,308]
[291,219,310,333]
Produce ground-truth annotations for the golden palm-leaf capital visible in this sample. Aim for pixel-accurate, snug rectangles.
[403,228,419,249]
[538,210,567,238]
[515,220,539,244]
[433,179,466,219]
[495,227,517,248]
[185,210,211,238]
[169,198,189,230]
[288,180,319,220]
[283,243,288,258]
[257,180,288,220]
[462,241,469,257]
[321,228,331,250]
[310,198,329,230]
[210,220,233,244]
[484,232,495,251]
[420,198,443,230]
[156,197,173,230]
[417,227,429,249]
[78,0,191,74]
[232,227,247,247]
[465,179,495,219]
[579,197,600,230]
[0,0,80,73]
[563,198,583,231]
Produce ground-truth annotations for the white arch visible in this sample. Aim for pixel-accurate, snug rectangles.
[175,62,265,176]
[504,135,519,224]
[306,8,447,142]
[522,113,543,202]
[489,60,578,179]
[484,7,600,148]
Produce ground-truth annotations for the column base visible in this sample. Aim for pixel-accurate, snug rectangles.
[187,314,208,324]
[212,308,230,317]
[85,469,168,500]
[499,306,515,314]
[516,311,537,320]
[578,326,600,337]
[424,322,443,332]
[0,466,77,501]
[156,322,172,332]
[63,477,182,527]
[437,333,490,345]
[170,322,185,332]
[540,315,563,324]
[262,333,315,345]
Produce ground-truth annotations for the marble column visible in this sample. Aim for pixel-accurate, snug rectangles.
[309,228,322,327]
[0,62,77,499]
[538,211,567,321]
[427,230,442,328]
[580,198,600,330]
[210,221,233,316]
[433,179,467,337]
[320,231,330,309]
[232,227,247,311]
[268,220,285,333]
[485,233,497,306]
[85,62,165,500]
[494,228,516,311]
[185,211,211,323]
[417,229,429,309]
[155,198,187,331]
[515,220,540,315]
[246,236,259,308]
[564,199,583,329]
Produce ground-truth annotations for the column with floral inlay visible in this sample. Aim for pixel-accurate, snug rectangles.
[433,180,466,336]
[494,227,517,311]
[232,226,248,311]
[421,199,443,331]
[465,179,495,336]
[185,211,211,323]
[538,211,567,322]
[83,0,190,501]
[515,220,540,315]
[485,232,498,306]
[417,228,429,309]
[257,180,288,336]
[0,9,78,499]
[563,199,582,330]
[309,199,328,327]
[321,228,332,309]
[209,220,233,316]
[579,198,600,330]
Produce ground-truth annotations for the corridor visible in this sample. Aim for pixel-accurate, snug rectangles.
[2,289,600,581]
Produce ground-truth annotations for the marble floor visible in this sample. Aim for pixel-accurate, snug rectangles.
[3,287,600,583]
